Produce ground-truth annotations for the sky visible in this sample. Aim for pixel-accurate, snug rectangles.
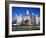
[12,7,40,21]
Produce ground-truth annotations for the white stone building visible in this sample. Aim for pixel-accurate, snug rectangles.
[15,14,23,25]
[31,13,36,24]
[13,10,40,25]
[35,15,40,24]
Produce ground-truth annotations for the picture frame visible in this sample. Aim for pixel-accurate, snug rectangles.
[5,1,45,37]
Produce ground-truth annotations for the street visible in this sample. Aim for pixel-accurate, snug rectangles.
[12,25,40,31]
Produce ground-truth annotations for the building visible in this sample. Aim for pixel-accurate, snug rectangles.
[35,14,40,24]
[13,10,40,25]
[15,14,23,25]
[23,10,31,25]
[31,13,36,25]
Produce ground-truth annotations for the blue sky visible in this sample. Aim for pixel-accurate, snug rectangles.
[12,7,40,18]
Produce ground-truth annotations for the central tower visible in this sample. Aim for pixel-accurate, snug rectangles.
[26,10,29,16]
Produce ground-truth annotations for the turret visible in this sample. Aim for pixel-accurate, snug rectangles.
[31,13,36,25]
[26,10,29,16]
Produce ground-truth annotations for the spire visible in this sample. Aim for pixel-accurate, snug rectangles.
[19,14,22,17]
[35,14,38,17]
[16,14,17,17]
[26,10,29,15]
[15,14,18,19]
[32,13,34,16]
